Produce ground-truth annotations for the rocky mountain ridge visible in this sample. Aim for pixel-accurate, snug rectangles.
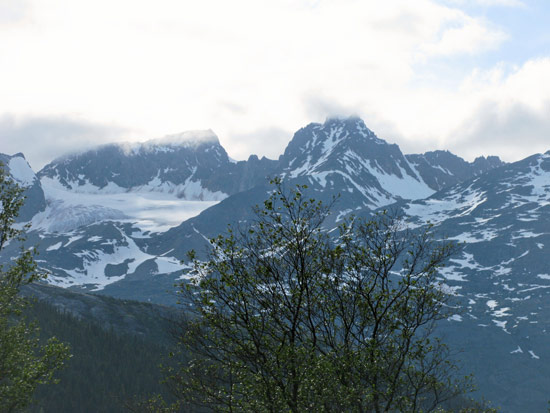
[38,130,277,201]
[38,117,504,205]
[406,150,504,191]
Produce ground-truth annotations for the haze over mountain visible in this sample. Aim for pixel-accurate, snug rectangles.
[2,116,549,411]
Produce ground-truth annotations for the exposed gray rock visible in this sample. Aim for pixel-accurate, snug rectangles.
[405,150,505,191]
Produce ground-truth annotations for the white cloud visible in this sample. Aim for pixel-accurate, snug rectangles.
[445,58,550,160]
[0,0,28,24]
[0,114,131,170]
[229,127,292,162]
[418,15,507,57]
[0,0,544,166]
[449,99,550,161]
[444,0,524,6]
[474,0,524,6]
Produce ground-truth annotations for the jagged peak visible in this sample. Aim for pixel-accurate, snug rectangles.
[473,155,504,168]
[408,150,504,169]
[418,149,453,157]
[285,116,388,157]
[313,116,385,143]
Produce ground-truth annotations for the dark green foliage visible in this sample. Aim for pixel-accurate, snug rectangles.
[163,180,484,412]
[0,165,70,412]
[26,299,174,413]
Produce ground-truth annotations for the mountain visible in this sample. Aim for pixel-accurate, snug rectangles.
[0,153,46,221]
[277,117,434,208]
[0,118,507,301]
[39,130,277,200]
[140,119,442,262]
[406,150,505,191]
[92,118,508,301]
[276,117,504,207]
[401,150,550,341]
[396,150,550,411]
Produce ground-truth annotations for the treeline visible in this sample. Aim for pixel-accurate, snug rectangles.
[25,299,175,413]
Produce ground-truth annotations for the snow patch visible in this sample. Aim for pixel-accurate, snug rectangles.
[46,242,63,251]
[8,156,36,186]
[510,346,523,354]
[154,256,186,274]
[492,319,507,331]
[55,230,158,291]
[39,177,220,232]
[404,188,487,226]
[438,266,467,282]
[492,307,511,318]
[365,159,434,201]
[64,236,83,247]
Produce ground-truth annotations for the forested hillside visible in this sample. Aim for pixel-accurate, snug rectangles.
[24,293,176,412]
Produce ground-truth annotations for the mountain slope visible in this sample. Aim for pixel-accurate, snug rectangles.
[22,283,176,412]
[406,150,504,191]
[398,150,550,412]
[38,130,278,201]
[39,131,231,200]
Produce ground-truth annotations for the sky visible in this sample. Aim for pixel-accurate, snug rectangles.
[0,0,550,170]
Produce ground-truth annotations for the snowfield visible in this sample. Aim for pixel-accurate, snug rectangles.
[36,177,220,233]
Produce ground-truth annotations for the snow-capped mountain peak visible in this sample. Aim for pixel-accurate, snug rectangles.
[37,130,231,200]
[278,116,434,207]
[280,117,382,166]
